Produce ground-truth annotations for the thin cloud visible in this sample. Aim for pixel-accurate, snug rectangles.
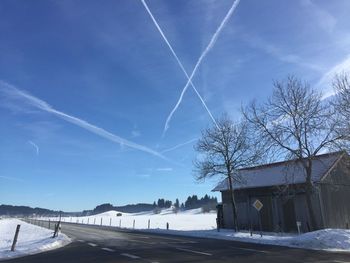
[240,33,322,72]
[161,138,198,153]
[141,0,221,134]
[131,130,141,138]
[28,140,39,155]
[156,167,173,172]
[300,0,337,33]
[317,56,350,98]
[0,81,167,160]
[136,174,151,178]
[0,176,25,183]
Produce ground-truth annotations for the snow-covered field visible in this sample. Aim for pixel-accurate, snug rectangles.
[0,218,70,261]
[42,208,350,252]
[49,208,217,231]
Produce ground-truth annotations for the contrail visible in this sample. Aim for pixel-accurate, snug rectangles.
[28,140,39,155]
[140,0,219,134]
[161,138,198,153]
[163,0,241,133]
[0,81,167,160]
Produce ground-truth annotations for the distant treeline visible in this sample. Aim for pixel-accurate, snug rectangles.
[1,195,218,216]
[154,194,218,210]
[0,205,64,217]
[184,195,218,210]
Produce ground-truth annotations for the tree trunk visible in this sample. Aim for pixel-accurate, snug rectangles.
[305,182,317,231]
[227,174,239,231]
[305,164,317,231]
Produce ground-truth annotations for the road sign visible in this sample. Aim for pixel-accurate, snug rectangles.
[252,199,263,211]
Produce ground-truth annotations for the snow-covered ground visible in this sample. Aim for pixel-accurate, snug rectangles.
[50,208,217,231]
[144,228,350,252]
[0,218,70,261]
[42,208,350,252]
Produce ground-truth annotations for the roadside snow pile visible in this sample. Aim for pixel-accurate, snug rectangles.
[287,229,350,251]
[0,218,70,260]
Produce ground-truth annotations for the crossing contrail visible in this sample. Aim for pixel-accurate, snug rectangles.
[163,0,241,133]
[140,0,220,134]
[0,81,167,161]
[141,0,240,134]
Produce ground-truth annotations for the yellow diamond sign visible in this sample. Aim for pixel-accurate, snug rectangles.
[253,199,263,211]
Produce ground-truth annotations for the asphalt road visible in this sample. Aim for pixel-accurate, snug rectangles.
[6,220,350,263]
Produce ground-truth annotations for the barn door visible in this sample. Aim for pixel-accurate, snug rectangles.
[260,196,273,231]
[283,199,297,232]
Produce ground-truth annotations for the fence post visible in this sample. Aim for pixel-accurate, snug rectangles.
[119,219,121,228]
[166,222,169,230]
[52,222,60,238]
[110,218,112,226]
[100,218,102,226]
[49,219,51,229]
[133,220,135,229]
[11,225,21,251]
[94,218,96,225]
[148,219,150,229]
[87,218,89,224]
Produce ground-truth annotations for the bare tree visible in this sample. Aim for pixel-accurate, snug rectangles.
[194,115,261,231]
[333,73,350,146]
[243,76,344,230]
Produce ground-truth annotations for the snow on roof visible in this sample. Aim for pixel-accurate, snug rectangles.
[213,151,345,191]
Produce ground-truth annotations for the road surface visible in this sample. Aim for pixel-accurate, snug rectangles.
[5,220,350,262]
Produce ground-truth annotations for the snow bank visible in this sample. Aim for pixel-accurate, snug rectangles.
[142,228,350,252]
[287,229,350,251]
[0,218,70,261]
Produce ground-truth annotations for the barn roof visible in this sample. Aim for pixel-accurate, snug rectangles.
[212,151,346,191]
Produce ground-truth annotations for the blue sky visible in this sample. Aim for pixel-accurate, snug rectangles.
[1,0,349,211]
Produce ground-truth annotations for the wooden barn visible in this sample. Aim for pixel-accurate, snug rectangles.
[213,151,350,232]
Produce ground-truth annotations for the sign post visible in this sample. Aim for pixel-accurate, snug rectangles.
[252,199,263,237]
[296,221,301,235]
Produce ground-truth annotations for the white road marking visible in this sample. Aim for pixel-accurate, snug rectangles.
[142,235,194,243]
[101,247,115,252]
[121,253,140,259]
[135,236,150,239]
[76,239,85,243]
[88,243,98,247]
[176,247,212,256]
[230,246,268,254]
